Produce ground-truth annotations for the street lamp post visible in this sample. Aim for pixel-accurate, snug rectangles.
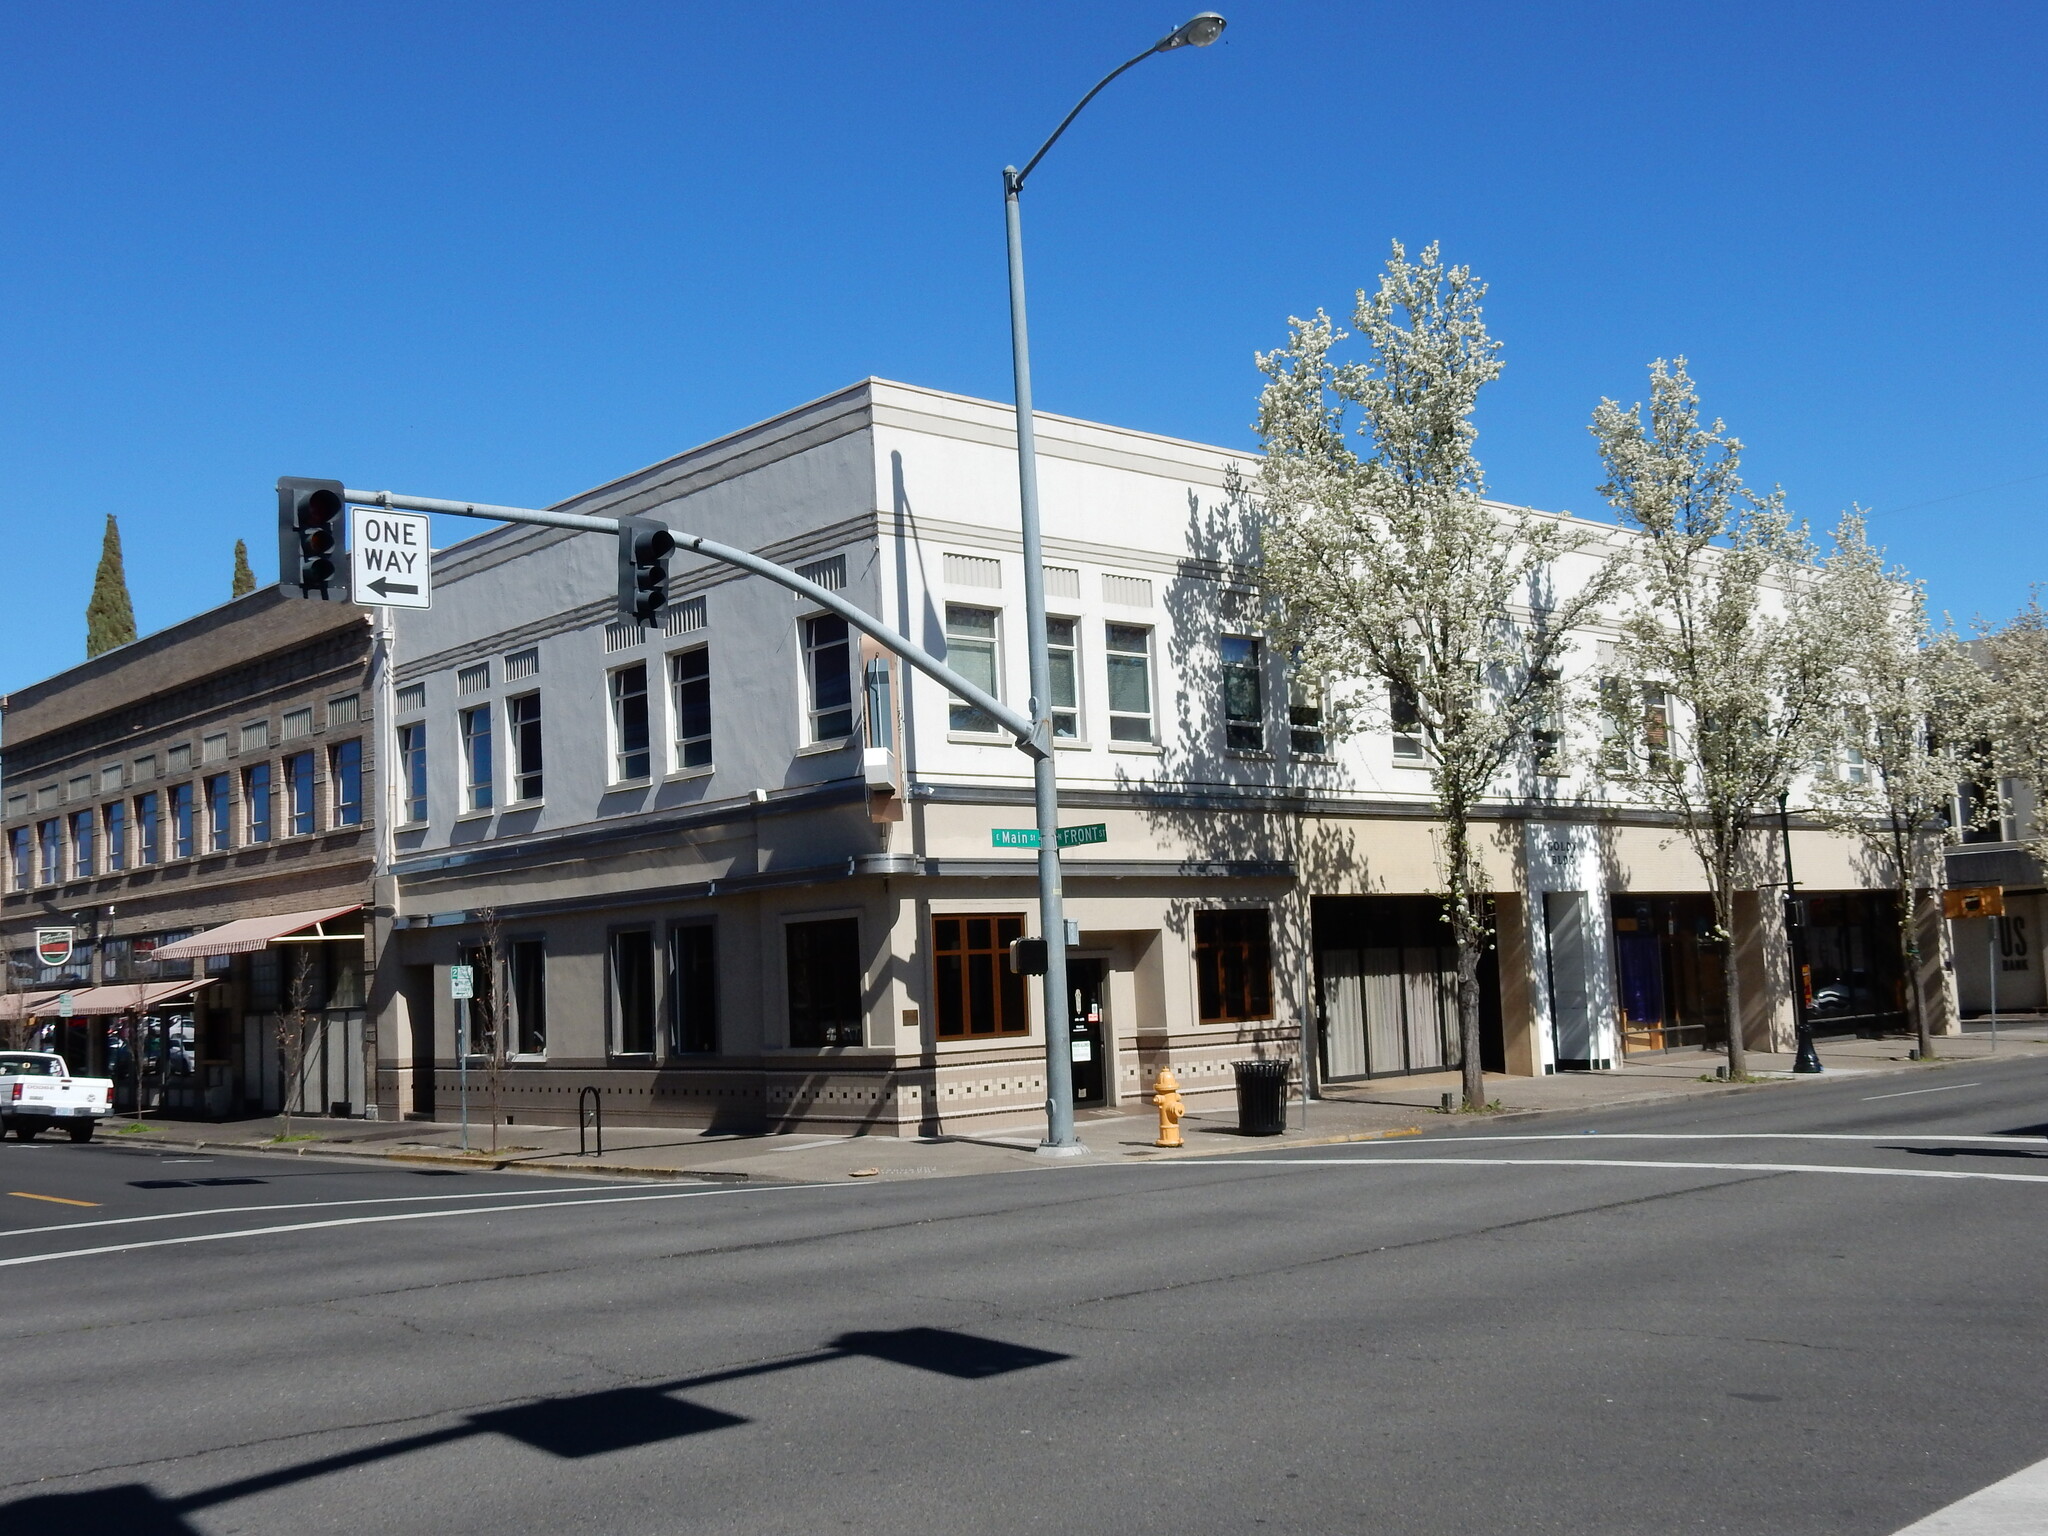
[1001,13,1226,1157]
[1778,790,1823,1074]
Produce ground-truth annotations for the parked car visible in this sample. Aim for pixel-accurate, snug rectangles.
[0,1052,114,1142]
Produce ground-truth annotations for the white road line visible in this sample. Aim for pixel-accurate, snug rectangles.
[0,1182,682,1242]
[1890,1451,2048,1533]
[1863,1083,1983,1101]
[0,1181,830,1269]
[1174,1158,2048,1185]
[1340,1133,2048,1146]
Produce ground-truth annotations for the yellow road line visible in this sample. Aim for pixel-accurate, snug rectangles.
[9,1192,98,1207]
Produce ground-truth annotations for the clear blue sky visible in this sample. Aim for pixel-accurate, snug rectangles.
[3,1,2043,697]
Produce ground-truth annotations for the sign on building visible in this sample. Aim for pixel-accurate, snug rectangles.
[1945,886,2006,920]
[991,824,1109,850]
[349,507,433,609]
[34,927,74,968]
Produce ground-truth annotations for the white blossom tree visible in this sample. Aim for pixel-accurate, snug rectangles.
[1256,242,1621,1112]
[1808,513,1983,1058]
[1979,592,2048,861]
[1590,360,1848,1077]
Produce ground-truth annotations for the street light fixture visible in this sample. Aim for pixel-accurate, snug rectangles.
[1001,14,1228,1156]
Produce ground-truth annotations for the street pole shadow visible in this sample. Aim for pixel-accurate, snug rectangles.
[0,1326,1072,1532]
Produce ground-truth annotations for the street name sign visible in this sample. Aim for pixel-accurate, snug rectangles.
[991,824,1109,850]
[449,964,474,1000]
[350,506,432,609]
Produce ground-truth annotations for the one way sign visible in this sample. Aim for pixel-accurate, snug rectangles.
[349,507,432,610]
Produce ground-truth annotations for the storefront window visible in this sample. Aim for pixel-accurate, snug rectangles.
[1196,910,1273,1023]
[666,925,716,1055]
[511,940,547,1056]
[610,930,655,1055]
[785,918,862,1047]
[932,914,1027,1039]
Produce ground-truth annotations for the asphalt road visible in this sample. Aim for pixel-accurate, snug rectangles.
[7,1057,2048,1535]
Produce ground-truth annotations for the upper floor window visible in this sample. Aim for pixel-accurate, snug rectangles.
[802,615,853,742]
[244,762,272,843]
[1105,623,1155,743]
[509,694,543,802]
[328,694,360,726]
[1046,617,1080,739]
[136,792,161,865]
[669,648,712,769]
[169,782,196,859]
[102,800,126,873]
[1221,636,1264,751]
[608,664,651,781]
[459,706,493,812]
[285,751,317,835]
[945,605,1001,734]
[397,724,427,823]
[8,826,30,891]
[201,732,228,765]
[1288,676,1326,757]
[204,774,232,851]
[69,809,95,879]
[1389,679,1425,762]
[330,740,363,827]
[37,819,60,884]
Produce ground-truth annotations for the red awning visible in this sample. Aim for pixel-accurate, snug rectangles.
[26,979,218,1017]
[150,904,364,961]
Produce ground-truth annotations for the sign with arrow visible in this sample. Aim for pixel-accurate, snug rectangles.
[349,507,433,610]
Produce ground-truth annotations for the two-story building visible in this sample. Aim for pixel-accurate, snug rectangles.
[1,589,384,1117]
[371,378,1934,1138]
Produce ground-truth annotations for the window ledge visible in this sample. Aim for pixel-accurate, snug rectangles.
[1226,749,1274,762]
[454,809,495,824]
[665,764,715,782]
[1107,740,1161,755]
[603,779,652,792]
[946,731,1011,746]
[502,798,544,811]
[397,820,427,832]
[507,1053,548,1065]
[795,739,852,758]
[1052,738,1093,751]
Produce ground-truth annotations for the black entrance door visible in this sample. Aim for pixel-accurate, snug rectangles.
[1068,959,1108,1106]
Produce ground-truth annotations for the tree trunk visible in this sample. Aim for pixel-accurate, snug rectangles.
[1457,934,1485,1111]
[1899,884,1931,1060]
[1715,865,1749,1078]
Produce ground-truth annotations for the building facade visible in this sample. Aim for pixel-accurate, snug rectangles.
[371,379,1937,1138]
[1,590,384,1116]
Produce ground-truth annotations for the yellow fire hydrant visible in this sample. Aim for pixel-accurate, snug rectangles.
[1152,1066,1186,1148]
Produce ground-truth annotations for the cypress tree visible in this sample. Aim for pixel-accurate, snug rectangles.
[85,514,137,658]
[231,538,256,598]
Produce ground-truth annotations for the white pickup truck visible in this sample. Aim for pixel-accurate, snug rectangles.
[0,1052,114,1142]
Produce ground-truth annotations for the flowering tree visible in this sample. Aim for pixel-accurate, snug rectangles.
[1256,242,1620,1111]
[1590,360,1848,1077]
[1808,514,1983,1058]
[1979,592,2048,862]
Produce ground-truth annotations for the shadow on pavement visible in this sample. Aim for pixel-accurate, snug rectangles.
[0,1325,1072,1529]
[1889,1145,2048,1161]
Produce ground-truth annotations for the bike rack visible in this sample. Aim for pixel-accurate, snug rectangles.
[578,1086,603,1157]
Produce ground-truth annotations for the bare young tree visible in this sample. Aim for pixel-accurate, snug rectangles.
[1590,360,1848,1077]
[466,907,508,1155]
[275,948,321,1137]
[1807,513,1985,1059]
[1256,242,1622,1111]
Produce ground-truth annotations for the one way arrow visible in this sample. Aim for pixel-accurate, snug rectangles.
[367,577,420,598]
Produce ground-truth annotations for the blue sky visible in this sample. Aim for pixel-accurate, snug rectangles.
[2,1,2043,696]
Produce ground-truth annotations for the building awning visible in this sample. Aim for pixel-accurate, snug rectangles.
[0,991,62,1022]
[33,980,218,1017]
[151,904,364,961]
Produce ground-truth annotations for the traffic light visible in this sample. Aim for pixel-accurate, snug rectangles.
[277,477,346,600]
[617,517,675,625]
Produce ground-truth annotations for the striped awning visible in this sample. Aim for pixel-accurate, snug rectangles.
[4,979,218,1018]
[150,904,363,961]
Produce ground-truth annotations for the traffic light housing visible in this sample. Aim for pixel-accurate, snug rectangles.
[617,517,675,625]
[278,478,346,600]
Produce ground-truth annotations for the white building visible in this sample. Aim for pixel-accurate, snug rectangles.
[372,379,1923,1135]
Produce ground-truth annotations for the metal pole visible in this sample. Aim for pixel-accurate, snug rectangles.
[458,995,470,1152]
[1780,792,1821,1073]
[1004,171,1080,1156]
[1989,920,1999,1051]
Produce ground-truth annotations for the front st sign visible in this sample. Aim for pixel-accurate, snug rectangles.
[349,507,433,609]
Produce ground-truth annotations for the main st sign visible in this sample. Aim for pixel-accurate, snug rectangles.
[349,507,433,609]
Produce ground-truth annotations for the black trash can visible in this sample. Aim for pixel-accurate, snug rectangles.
[1232,1058,1290,1136]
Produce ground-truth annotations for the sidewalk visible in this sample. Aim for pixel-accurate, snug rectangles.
[100,1028,2048,1187]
